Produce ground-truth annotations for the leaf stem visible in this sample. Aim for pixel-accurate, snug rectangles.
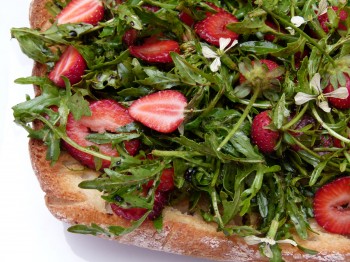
[310,104,350,144]
[281,104,308,131]
[263,8,335,67]
[217,87,260,151]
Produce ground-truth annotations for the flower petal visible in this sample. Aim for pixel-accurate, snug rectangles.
[219,38,231,51]
[276,239,298,246]
[244,236,276,246]
[294,92,316,105]
[317,0,328,16]
[318,100,331,113]
[225,39,238,52]
[210,57,221,72]
[291,16,306,27]
[202,46,218,58]
[285,26,295,35]
[324,87,349,99]
[310,73,322,93]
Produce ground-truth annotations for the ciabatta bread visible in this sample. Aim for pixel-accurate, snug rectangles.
[25,0,350,261]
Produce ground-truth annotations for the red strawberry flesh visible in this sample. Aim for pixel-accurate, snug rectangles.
[63,99,138,169]
[194,11,239,47]
[129,90,187,133]
[110,191,169,221]
[251,110,280,154]
[56,0,105,25]
[318,6,348,33]
[313,176,350,235]
[145,167,175,192]
[129,40,180,63]
[48,46,87,88]
[323,73,350,109]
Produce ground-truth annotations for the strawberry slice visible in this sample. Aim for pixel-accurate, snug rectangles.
[110,191,169,221]
[251,110,280,154]
[129,90,187,133]
[313,176,350,235]
[48,46,87,88]
[129,39,180,63]
[318,6,348,33]
[145,167,175,192]
[56,0,104,25]
[63,99,139,169]
[323,73,350,109]
[194,11,239,47]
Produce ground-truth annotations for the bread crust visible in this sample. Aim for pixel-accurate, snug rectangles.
[27,0,350,261]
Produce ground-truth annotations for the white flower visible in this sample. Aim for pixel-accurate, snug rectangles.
[294,73,349,112]
[202,38,238,72]
[244,236,298,258]
[286,16,306,35]
[316,0,328,16]
[291,16,306,27]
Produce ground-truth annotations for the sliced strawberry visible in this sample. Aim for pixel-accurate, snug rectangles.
[324,73,350,109]
[239,59,281,84]
[179,11,195,27]
[194,11,239,47]
[48,46,87,88]
[110,204,147,221]
[145,167,175,192]
[313,176,350,234]
[122,28,139,46]
[318,6,348,33]
[129,39,180,63]
[110,191,169,221]
[56,0,105,25]
[251,110,280,154]
[129,90,187,133]
[63,99,139,169]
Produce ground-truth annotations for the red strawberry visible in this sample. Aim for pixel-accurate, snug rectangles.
[122,28,139,46]
[56,0,105,25]
[194,11,239,47]
[179,11,195,27]
[48,46,87,88]
[110,204,147,221]
[318,6,348,33]
[239,59,280,84]
[323,73,350,109]
[63,99,139,169]
[129,39,180,63]
[129,90,187,133]
[145,167,175,192]
[110,191,169,221]
[251,110,280,154]
[313,176,350,235]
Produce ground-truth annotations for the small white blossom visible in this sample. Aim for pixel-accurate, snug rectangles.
[286,16,306,35]
[317,0,329,16]
[294,73,349,112]
[244,236,298,258]
[291,16,306,27]
[202,38,238,72]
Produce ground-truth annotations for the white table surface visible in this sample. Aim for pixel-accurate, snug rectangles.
[0,1,208,261]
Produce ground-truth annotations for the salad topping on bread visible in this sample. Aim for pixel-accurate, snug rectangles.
[11,0,350,260]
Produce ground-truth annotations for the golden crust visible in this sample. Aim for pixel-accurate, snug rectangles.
[27,0,350,261]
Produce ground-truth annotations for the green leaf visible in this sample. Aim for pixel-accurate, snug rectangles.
[239,41,283,55]
[67,92,91,120]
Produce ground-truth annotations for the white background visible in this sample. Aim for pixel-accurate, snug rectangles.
[0,1,207,261]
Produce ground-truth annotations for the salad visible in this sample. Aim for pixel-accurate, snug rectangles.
[11,0,350,260]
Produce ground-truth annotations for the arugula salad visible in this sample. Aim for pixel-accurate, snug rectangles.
[11,0,350,260]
